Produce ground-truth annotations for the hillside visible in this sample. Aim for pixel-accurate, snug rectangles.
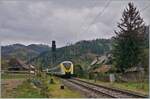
[29,39,112,69]
[1,44,51,62]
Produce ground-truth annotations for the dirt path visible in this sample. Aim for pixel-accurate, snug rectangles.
[1,79,25,98]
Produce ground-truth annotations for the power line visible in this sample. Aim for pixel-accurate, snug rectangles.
[109,2,150,33]
[75,0,111,41]
[82,0,111,34]
[141,3,150,11]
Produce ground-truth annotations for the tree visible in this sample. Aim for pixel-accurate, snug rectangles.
[74,64,84,77]
[112,2,145,73]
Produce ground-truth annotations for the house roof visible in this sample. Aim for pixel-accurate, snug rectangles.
[93,65,111,73]
[90,58,97,65]
[90,54,112,66]
[17,59,29,69]
[125,66,144,72]
[8,58,35,70]
[29,65,35,69]
[97,56,108,64]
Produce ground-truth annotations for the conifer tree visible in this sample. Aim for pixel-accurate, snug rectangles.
[112,2,145,73]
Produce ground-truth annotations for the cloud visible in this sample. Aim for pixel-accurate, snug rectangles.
[0,0,149,47]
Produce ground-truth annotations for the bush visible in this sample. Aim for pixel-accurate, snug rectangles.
[97,73,110,82]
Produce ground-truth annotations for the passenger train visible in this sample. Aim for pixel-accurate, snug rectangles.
[46,61,73,78]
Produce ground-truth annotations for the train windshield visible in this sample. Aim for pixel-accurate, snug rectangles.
[63,63,71,70]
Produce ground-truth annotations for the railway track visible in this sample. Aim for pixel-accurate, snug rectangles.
[66,78,148,98]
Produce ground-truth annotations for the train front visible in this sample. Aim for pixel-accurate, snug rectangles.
[60,61,73,78]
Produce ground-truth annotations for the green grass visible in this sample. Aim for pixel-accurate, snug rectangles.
[15,81,44,98]
[111,81,149,95]
[1,73,29,79]
[2,80,44,98]
[1,73,43,98]
[1,72,83,98]
[47,77,84,98]
[80,78,149,95]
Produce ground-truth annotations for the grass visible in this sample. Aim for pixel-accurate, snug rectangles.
[1,73,43,98]
[1,80,44,98]
[14,81,44,98]
[111,81,149,95]
[2,72,88,98]
[13,81,44,98]
[80,78,149,95]
[1,73,29,79]
[2,72,84,98]
[47,77,84,98]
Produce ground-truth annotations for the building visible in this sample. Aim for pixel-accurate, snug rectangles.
[90,53,112,71]
[92,64,112,73]
[8,58,35,71]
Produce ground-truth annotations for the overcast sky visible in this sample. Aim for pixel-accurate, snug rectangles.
[0,0,149,47]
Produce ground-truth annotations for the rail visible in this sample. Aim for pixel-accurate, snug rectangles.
[66,78,148,98]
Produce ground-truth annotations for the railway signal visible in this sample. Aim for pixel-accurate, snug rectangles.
[51,40,56,67]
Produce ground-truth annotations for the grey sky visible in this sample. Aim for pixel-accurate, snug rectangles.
[0,0,149,47]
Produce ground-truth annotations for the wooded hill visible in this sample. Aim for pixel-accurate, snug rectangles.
[2,44,50,62]
[29,39,112,69]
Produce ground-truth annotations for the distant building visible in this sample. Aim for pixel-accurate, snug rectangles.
[93,65,112,73]
[8,58,35,71]
[125,66,144,73]
[119,66,145,82]
[90,54,112,66]
[90,54,112,73]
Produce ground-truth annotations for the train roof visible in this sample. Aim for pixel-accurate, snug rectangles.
[61,61,73,63]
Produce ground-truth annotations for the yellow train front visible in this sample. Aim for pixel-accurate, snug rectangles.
[60,61,73,78]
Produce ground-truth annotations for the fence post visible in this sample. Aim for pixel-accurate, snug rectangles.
[110,73,115,83]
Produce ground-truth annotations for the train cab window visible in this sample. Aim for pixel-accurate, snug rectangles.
[63,63,71,70]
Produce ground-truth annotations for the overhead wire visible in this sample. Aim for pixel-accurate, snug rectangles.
[82,0,111,34]
[141,3,150,12]
[74,1,111,57]
[109,2,150,32]
[77,1,148,40]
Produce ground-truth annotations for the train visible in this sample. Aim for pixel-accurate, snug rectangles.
[46,61,74,78]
